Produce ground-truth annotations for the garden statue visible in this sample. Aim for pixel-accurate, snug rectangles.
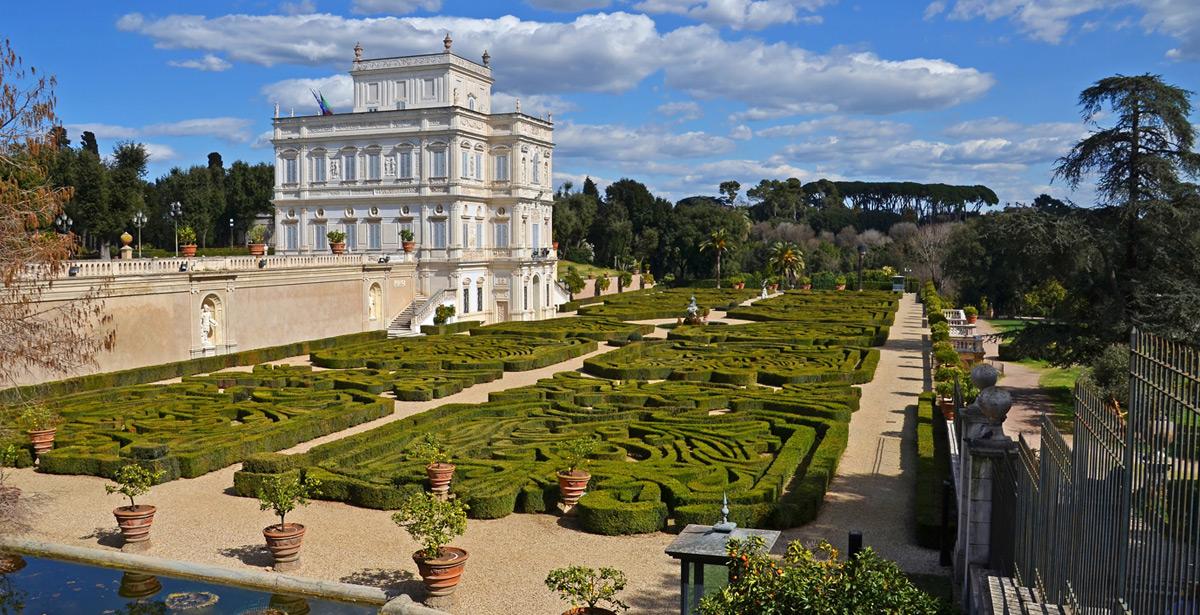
[761,280,769,300]
[199,304,218,348]
[684,295,704,326]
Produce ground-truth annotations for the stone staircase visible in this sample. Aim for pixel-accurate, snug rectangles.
[386,295,427,338]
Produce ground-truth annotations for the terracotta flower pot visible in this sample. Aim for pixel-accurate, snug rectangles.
[801,284,812,290]
[733,282,745,289]
[113,504,157,544]
[966,315,978,324]
[836,284,847,291]
[330,242,346,255]
[28,428,56,456]
[557,470,591,508]
[413,546,469,597]
[426,462,456,497]
[263,523,306,569]
[181,245,197,257]
[552,241,560,251]
[768,284,779,292]
[402,241,416,253]
[564,608,619,615]
[248,243,267,257]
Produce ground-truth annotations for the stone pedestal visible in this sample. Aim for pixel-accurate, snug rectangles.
[119,245,133,260]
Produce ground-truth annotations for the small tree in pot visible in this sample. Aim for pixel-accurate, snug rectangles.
[105,463,165,546]
[179,226,198,257]
[545,566,630,615]
[835,275,847,291]
[556,437,595,512]
[411,434,454,498]
[247,224,268,256]
[393,491,469,597]
[257,474,321,571]
[19,403,59,457]
[401,228,416,253]
[326,230,347,255]
[964,305,979,324]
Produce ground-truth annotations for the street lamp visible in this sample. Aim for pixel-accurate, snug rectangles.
[169,201,182,257]
[54,213,72,234]
[132,210,148,259]
[229,218,235,248]
[856,244,867,292]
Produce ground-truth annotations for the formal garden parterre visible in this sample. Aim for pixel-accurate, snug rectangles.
[575,288,757,320]
[309,334,596,371]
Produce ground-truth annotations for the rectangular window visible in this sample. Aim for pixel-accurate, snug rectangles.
[463,288,470,314]
[395,81,407,102]
[367,153,380,180]
[399,152,412,178]
[313,157,326,183]
[431,221,447,248]
[532,223,541,249]
[475,222,483,249]
[367,82,379,102]
[477,286,483,313]
[532,159,541,185]
[422,78,437,100]
[344,223,358,251]
[474,153,483,180]
[368,222,381,250]
[286,224,298,251]
[460,151,469,179]
[343,154,357,181]
[432,150,447,178]
[313,223,327,251]
[494,222,509,248]
[284,158,297,184]
[493,155,509,181]
[462,223,469,248]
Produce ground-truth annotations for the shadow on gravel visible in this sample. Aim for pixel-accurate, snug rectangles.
[623,570,678,614]
[219,543,274,567]
[340,567,422,598]
[81,526,123,549]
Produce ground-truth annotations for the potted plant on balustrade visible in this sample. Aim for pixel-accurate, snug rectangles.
[247,224,268,257]
[326,230,347,255]
[20,403,60,458]
[393,491,470,597]
[178,226,198,258]
[556,437,595,513]
[412,433,454,499]
[545,565,630,615]
[798,275,812,291]
[105,463,166,547]
[401,228,416,253]
[257,473,322,571]
[964,305,979,324]
[835,275,847,291]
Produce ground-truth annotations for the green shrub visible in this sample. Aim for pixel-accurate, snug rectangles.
[105,463,166,508]
[258,473,321,528]
[914,394,953,548]
[433,304,455,326]
[577,489,668,535]
[545,566,629,613]
[392,491,468,558]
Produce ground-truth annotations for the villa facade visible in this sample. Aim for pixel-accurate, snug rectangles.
[270,37,562,326]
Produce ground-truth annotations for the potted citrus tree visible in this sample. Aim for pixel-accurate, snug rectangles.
[545,565,630,615]
[729,274,746,290]
[257,474,321,571]
[412,434,454,498]
[401,228,416,253]
[798,275,812,291]
[393,491,469,597]
[964,305,979,324]
[179,226,198,257]
[20,403,59,457]
[327,230,347,254]
[105,463,165,546]
[247,224,268,256]
[835,275,847,291]
[556,437,595,511]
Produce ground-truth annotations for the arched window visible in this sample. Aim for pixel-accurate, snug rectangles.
[467,94,476,111]
[532,152,541,185]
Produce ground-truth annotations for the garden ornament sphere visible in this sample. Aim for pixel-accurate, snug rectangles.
[970,364,999,390]
[976,387,1013,424]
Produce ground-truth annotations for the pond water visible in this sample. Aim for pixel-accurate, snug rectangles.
[0,553,378,614]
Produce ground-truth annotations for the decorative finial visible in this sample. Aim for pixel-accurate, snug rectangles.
[482,49,491,67]
[713,492,737,533]
[515,98,521,113]
[273,102,280,118]
[548,112,553,122]
[354,41,363,62]
[443,32,453,52]
[289,107,295,117]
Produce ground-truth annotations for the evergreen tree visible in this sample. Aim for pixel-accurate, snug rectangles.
[581,176,600,200]
[80,130,99,156]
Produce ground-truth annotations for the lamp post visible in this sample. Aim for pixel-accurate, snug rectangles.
[856,244,867,292]
[54,213,73,234]
[169,201,182,257]
[228,218,235,248]
[132,210,148,259]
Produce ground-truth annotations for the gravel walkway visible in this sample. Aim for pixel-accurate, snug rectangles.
[976,320,1052,448]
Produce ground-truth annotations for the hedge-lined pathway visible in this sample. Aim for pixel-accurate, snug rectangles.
[778,293,943,574]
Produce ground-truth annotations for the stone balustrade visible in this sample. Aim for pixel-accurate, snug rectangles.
[27,253,417,280]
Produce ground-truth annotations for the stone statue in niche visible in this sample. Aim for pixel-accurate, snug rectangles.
[384,156,396,176]
[199,303,218,348]
[329,160,340,180]
[368,291,378,320]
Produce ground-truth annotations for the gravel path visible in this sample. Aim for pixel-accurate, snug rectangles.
[778,293,942,574]
[976,320,1052,448]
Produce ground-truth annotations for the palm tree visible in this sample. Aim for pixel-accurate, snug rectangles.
[769,241,805,289]
[699,228,732,288]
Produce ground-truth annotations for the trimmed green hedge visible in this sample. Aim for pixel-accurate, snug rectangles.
[309,335,596,371]
[577,288,757,320]
[419,320,483,335]
[914,393,954,548]
[472,317,655,342]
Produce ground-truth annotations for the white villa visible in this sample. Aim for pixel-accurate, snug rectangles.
[270,36,562,328]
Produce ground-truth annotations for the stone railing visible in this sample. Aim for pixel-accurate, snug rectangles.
[30,253,415,280]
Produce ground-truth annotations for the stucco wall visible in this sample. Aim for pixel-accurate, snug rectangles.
[573,274,651,301]
[11,261,417,387]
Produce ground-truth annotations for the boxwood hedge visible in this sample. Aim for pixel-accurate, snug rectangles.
[309,335,596,371]
[577,288,756,321]
[471,317,655,342]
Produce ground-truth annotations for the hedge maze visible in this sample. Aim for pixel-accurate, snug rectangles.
[471,317,655,342]
[309,335,596,370]
[576,288,757,320]
[233,372,858,534]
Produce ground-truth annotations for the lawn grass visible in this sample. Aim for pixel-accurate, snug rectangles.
[558,259,624,279]
[985,318,1027,334]
[1018,358,1083,433]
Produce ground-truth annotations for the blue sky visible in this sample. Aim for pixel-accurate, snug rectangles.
[8,0,1198,205]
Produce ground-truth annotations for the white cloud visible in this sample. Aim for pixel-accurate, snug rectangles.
[280,0,317,15]
[756,116,913,139]
[491,92,577,116]
[730,124,753,140]
[65,123,141,140]
[526,0,612,10]
[634,0,831,30]
[143,143,180,163]
[657,100,703,120]
[261,74,355,113]
[117,12,993,116]
[167,54,232,72]
[351,0,442,14]
[64,118,255,145]
[556,121,735,162]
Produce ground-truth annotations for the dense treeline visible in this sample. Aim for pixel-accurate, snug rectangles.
[47,130,273,255]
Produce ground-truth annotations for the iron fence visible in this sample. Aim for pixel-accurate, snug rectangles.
[995,328,1198,614]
